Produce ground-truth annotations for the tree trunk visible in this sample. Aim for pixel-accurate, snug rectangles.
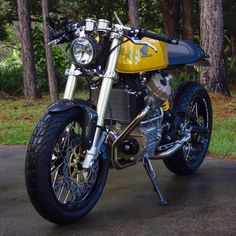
[17,0,40,99]
[229,33,236,83]
[182,0,194,40]
[128,0,140,28]
[42,0,59,102]
[160,0,180,37]
[199,0,230,95]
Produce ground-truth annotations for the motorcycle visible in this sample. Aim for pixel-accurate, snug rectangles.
[25,16,212,225]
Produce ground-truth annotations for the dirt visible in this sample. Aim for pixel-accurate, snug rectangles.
[210,92,236,119]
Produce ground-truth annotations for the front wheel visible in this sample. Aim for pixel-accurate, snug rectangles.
[25,108,109,225]
[163,82,212,176]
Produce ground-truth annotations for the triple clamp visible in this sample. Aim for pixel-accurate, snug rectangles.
[65,68,82,76]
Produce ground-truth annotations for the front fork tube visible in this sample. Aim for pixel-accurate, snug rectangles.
[64,64,77,100]
[82,37,121,169]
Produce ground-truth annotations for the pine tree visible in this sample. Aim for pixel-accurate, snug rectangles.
[17,0,40,98]
[128,0,140,28]
[42,0,59,102]
[200,0,230,95]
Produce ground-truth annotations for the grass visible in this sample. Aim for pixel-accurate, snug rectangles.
[208,90,236,158]
[0,97,50,144]
[0,91,88,145]
[0,90,235,158]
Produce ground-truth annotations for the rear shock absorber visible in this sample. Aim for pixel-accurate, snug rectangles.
[162,100,170,111]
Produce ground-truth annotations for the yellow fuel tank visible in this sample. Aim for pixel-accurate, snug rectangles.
[116,37,168,73]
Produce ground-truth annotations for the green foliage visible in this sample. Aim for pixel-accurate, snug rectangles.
[32,24,86,92]
[224,0,236,33]
[0,47,21,65]
[0,0,16,27]
[139,0,163,32]
[48,0,129,24]
[0,26,8,41]
[32,25,60,90]
[0,65,23,95]
[0,42,23,94]
[32,25,47,90]
[0,23,87,95]
[1,0,236,97]
[171,67,199,88]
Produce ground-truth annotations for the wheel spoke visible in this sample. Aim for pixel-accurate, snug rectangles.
[194,102,199,120]
[63,190,71,204]
[52,169,59,188]
[57,183,65,201]
[51,162,63,175]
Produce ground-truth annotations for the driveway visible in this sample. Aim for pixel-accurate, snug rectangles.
[0,145,236,236]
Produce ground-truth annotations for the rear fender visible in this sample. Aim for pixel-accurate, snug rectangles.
[48,99,97,149]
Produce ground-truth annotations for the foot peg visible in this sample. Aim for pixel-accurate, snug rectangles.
[143,156,168,206]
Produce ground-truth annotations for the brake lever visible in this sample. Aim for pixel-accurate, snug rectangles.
[48,39,60,46]
[127,37,158,52]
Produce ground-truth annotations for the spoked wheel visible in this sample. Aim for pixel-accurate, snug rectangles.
[163,82,212,175]
[25,108,109,225]
[51,122,99,208]
[182,95,211,164]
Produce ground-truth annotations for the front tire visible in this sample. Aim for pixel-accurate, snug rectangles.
[163,82,212,176]
[25,108,109,225]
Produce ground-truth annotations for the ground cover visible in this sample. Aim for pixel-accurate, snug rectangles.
[0,90,235,158]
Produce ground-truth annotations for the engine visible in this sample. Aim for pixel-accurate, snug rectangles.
[91,72,172,162]
[111,107,163,162]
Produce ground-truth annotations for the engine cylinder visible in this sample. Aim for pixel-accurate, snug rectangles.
[146,73,172,103]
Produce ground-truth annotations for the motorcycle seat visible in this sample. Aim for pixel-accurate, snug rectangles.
[167,40,207,67]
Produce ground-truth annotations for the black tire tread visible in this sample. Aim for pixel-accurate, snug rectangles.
[25,109,109,224]
[26,110,74,224]
[163,82,212,176]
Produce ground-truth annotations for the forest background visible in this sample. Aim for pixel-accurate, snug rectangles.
[0,0,235,158]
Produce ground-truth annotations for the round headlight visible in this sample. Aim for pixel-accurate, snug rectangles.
[71,37,100,67]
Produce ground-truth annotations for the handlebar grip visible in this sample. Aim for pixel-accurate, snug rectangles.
[140,29,179,45]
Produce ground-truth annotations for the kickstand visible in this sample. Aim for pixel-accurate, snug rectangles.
[143,156,168,206]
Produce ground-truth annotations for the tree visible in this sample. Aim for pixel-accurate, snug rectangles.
[42,0,59,102]
[128,0,139,28]
[182,0,194,40]
[160,0,180,37]
[17,0,40,98]
[199,0,230,95]
[224,0,236,83]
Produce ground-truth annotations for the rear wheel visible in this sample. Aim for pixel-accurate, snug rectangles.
[25,108,109,224]
[163,82,212,175]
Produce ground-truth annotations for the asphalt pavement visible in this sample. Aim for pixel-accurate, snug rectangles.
[0,145,236,236]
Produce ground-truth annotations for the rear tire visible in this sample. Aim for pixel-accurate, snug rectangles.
[25,108,109,225]
[163,82,212,176]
